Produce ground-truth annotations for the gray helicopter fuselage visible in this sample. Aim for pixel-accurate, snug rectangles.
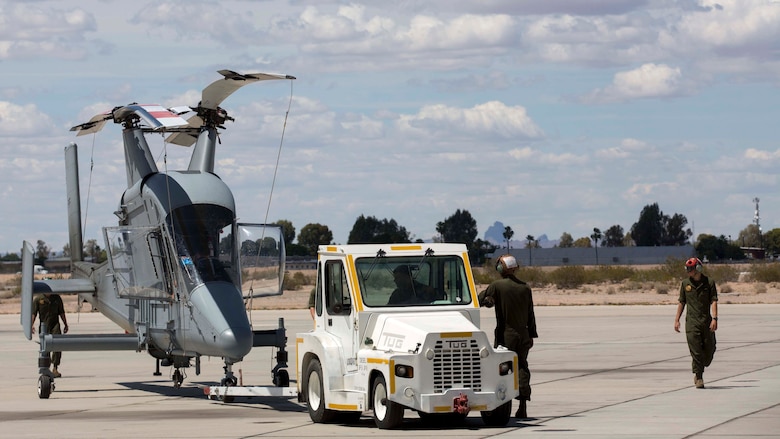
[77,151,252,361]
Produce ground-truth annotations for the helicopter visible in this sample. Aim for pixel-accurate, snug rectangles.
[20,69,296,399]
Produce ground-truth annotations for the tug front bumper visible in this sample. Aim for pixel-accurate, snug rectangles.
[405,387,513,414]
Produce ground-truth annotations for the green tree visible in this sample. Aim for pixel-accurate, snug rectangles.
[631,203,665,246]
[348,215,411,244]
[0,252,20,261]
[35,240,50,265]
[573,237,592,248]
[764,228,780,255]
[737,224,762,247]
[557,232,573,248]
[436,209,479,260]
[603,225,625,247]
[297,223,333,256]
[663,213,692,245]
[525,234,535,266]
[84,239,99,261]
[436,209,477,245]
[472,239,498,265]
[274,219,296,247]
[503,226,514,250]
[631,203,690,246]
[695,234,744,261]
[240,239,259,256]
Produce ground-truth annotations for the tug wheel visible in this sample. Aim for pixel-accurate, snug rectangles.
[480,401,512,426]
[372,375,404,429]
[305,359,336,423]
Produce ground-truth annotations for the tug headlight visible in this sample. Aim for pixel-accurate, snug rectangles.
[395,364,414,378]
[499,360,514,376]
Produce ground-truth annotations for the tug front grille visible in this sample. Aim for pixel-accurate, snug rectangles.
[432,339,482,393]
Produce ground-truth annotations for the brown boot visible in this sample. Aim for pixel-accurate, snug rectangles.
[515,400,527,419]
[52,367,62,378]
[694,373,703,389]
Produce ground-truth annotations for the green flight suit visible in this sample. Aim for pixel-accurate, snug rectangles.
[33,294,65,367]
[678,275,717,375]
[479,275,538,401]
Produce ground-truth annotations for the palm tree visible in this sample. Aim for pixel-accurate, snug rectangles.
[526,235,534,266]
[590,228,602,265]
[503,226,514,250]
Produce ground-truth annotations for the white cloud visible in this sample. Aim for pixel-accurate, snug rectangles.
[745,148,780,162]
[582,63,684,103]
[595,138,650,159]
[398,101,544,140]
[0,3,96,60]
[0,101,56,136]
[664,0,780,51]
[624,182,679,201]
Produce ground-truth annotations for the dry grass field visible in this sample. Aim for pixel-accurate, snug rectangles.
[2,269,779,314]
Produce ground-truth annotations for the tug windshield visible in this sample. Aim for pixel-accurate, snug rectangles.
[355,255,473,307]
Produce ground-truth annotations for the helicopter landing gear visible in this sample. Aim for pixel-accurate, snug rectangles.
[38,374,54,399]
[172,368,184,388]
[218,362,238,402]
[221,361,239,386]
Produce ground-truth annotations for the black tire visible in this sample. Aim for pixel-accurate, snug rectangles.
[219,375,236,403]
[172,369,183,389]
[274,369,290,387]
[480,401,512,426]
[336,411,363,424]
[372,375,404,429]
[38,375,52,399]
[306,359,336,423]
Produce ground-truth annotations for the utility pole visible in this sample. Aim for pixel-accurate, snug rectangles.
[753,197,763,250]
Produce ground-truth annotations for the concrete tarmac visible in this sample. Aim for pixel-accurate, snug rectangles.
[1,304,778,438]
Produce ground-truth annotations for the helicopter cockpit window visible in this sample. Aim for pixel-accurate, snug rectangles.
[168,204,237,287]
[355,256,473,307]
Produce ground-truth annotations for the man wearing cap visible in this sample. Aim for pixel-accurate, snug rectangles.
[388,265,440,305]
[479,254,538,419]
[674,257,718,389]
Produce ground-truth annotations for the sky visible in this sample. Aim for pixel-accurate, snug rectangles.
[1,0,779,255]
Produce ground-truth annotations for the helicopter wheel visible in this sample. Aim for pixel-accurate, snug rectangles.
[219,376,237,403]
[273,369,290,387]
[38,375,53,399]
[172,369,184,389]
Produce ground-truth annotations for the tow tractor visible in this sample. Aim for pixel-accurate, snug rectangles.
[296,243,518,429]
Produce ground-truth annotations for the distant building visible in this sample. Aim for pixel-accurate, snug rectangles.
[490,245,695,267]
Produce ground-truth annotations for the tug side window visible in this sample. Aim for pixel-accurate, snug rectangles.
[325,260,351,315]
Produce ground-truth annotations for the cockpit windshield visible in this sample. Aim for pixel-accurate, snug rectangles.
[355,255,473,307]
[168,204,237,287]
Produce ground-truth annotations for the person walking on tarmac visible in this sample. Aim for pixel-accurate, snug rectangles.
[674,257,718,389]
[32,293,69,377]
[479,254,538,419]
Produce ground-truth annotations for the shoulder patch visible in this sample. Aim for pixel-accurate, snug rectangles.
[685,285,692,292]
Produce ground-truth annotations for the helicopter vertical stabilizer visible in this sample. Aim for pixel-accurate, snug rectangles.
[65,143,83,263]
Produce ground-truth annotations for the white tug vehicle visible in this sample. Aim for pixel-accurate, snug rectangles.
[296,243,518,429]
